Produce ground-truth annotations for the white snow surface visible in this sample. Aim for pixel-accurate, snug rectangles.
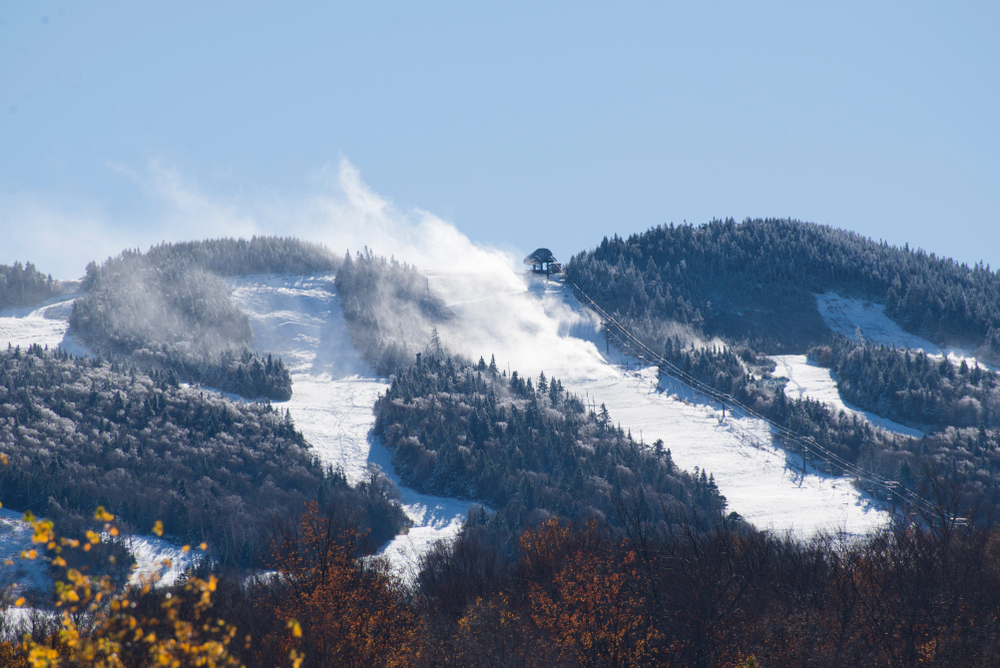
[0,282,90,357]
[773,354,923,438]
[125,535,203,587]
[426,270,889,538]
[226,273,475,575]
[816,292,994,371]
[816,292,944,354]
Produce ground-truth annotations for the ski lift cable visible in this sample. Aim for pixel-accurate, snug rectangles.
[574,284,887,474]
[567,279,945,517]
[601,299,942,515]
[607,305,939,513]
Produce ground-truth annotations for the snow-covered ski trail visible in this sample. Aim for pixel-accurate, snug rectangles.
[0,282,90,356]
[428,269,891,538]
[773,354,924,438]
[226,273,474,575]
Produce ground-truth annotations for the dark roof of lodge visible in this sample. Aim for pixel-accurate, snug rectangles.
[523,248,557,265]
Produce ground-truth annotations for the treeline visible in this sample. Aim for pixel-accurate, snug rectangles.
[334,248,454,375]
[0,344,406,566]
[374,353,726,532]
[409,506,1000,667]
[72,247,292,400]
[12,497,1000,667]
[566,218,1000,355]
[142,236,340,277]
[813,334,1000,430]
[0,261,57,310]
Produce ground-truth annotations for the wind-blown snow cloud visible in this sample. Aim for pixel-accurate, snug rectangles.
[3,154,608,384]
[2,156,522,281]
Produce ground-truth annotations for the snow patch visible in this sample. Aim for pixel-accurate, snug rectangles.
[0,283,91,357]
[815,292,992,370]
[227,274,474,573]
[125,535,203,587]
[816,292,943,354]
[773,354,923,438]
[0,508,52,603]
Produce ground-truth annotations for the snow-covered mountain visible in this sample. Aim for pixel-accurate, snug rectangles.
[2,256,955,578]
[230,266,902,553]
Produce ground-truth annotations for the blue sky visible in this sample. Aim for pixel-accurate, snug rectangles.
[1,2,998,278]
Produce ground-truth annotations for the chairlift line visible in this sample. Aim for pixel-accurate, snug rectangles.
[566,278,946,519]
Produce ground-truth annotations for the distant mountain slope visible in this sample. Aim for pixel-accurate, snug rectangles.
[415,267,884,536]
[69,237,339,400]
[225,271,479,572]
[566,219,1000,517]
[566,218,1000,355]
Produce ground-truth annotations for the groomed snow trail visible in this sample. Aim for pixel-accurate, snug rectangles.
[0,282,90,356]
[816,292,995,371]
[773,354,924,438]
[775,291,1000,437]
[226,274,474,575]
[817,293,942,354]
[428,269,890,538]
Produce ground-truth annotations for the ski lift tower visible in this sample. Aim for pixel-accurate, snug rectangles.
[524,248,562,279]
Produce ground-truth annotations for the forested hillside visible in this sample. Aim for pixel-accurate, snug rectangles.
[814,334,1000,430]
[7,230,1000,665]
[0,261,57,310]
[566,218,1000,355]
[142,236,340,277]
[0,344,406,565]
[12,479,1000,667]
[374,353,726,531]
[335,248,454,375]
[69,237,337,400]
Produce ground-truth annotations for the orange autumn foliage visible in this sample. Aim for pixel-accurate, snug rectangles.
[520,520,662,668]
[268,501,420,668]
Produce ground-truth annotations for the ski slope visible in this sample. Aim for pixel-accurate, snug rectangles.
[817,291,995,371]
[427,270,890,538]
[225,273,474,575]
[773,354,924,438]
[0,282,90,356]
[775,291,999,437]
[0,269,904,588]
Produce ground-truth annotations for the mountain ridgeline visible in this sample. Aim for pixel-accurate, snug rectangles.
[567,219,1000,514]
[71,237,340,400]
[566,218,1000,356]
